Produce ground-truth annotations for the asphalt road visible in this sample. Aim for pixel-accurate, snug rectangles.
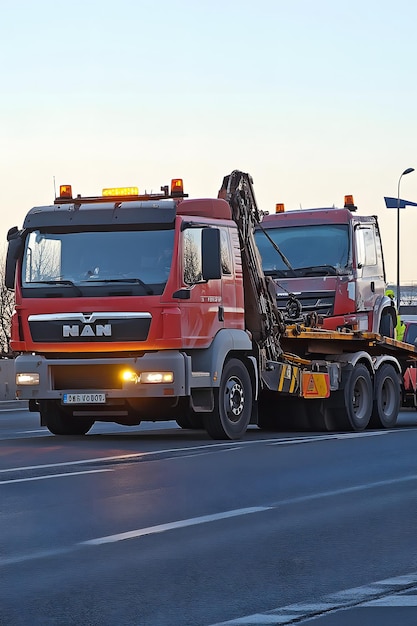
[1,407,417,626]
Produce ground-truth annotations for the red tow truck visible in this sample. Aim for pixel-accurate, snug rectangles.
[5,173,417,438]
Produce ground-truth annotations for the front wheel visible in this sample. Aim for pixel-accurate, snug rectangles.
[204,359,252,440]
[379,309,396,338]
[41,401,94,435]
[369,364,400,428]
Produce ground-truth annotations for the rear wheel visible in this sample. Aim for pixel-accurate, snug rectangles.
[204,359,252,440]
[369,364,400,428]
[343,364,373,431]
[41,401,94,435]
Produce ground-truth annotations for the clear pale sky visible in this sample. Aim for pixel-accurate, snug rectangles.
[1,0,417,283]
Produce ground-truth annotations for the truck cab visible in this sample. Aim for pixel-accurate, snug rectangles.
[254,196,396,335]
[5,180,256,438]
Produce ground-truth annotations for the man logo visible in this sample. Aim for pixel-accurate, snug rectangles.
[63,324,112,338]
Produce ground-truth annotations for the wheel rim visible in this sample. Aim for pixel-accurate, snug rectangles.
[352,376,370,422]
[381,377,396,416]
[224,377,245,422]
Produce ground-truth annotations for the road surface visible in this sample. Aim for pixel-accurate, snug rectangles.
[1,405,416,625]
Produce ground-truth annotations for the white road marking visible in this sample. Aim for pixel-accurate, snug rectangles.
[0,469,112,484]
[270,474,417,508]
[80,506,272,546]
[364,594,417,606]
[267,430,393,446]
[0,443,241,473]
[209,574,417,625]
[0,428,410,474]
[0,506,270,567]
[23,429,47,433]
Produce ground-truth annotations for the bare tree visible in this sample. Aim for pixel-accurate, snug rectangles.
[0,251,15,355]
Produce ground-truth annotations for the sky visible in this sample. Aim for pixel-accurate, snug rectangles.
[1,0,417,283]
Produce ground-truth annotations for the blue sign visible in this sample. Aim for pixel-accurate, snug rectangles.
[384,196,417,209]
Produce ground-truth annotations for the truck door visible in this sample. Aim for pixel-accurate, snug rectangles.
[354,223,385,312]
[180,225,224,346]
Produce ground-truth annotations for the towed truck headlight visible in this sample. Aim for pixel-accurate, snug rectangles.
[16,373,40,385]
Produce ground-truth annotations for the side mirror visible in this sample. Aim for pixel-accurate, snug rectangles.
[7,226,19,242]
[202,228,222,280]
[5,229,24,290]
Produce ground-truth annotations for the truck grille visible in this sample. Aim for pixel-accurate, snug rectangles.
[276,293,335,317]
[52,365,123,390]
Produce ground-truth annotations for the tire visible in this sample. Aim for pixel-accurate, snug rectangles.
[42,402,94,436]
[369,364,400,428]
[379,310,395,338]
[204,359,252,440]
[342,364,373,431]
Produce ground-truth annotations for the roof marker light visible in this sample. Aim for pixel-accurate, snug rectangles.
[344,195,357,212]
[102,187,139,197]
[171,179,184,196]
[275,203,285,213]
[59,185,72,199]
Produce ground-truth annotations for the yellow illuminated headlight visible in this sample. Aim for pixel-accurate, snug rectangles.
[16,373,40,386]
[121,369,139,383]
[140,372,174,384]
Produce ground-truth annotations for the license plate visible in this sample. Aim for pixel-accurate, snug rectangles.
[62,393,106,405]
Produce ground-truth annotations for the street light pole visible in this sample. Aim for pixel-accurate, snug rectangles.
[396,167,415,307]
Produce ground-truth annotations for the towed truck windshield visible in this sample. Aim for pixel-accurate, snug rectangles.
[255,224,350,277]
[21,229,175,297]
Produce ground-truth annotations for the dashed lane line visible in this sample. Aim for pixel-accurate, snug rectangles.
[0,506,271,566]
[80,506,272,545]
[0,468,113,484]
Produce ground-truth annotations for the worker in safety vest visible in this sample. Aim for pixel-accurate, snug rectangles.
[385,289,405,341]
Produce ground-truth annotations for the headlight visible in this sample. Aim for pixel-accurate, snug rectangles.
[16,373,40,385]
[140,372,174,384]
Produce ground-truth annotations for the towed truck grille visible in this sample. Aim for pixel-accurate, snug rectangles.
[276,293,335,317]
[52,365,123,390]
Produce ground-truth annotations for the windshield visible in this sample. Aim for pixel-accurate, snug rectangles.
[254,224,350,277]
[22,229,175,296]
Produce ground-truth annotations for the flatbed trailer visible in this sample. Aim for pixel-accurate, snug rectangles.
[260,326,417,432]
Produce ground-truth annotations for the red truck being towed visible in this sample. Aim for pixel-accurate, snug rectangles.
[254,196,396,336]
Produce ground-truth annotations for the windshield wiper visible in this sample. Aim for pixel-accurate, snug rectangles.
[28,280,83,296]
[264,269,287,278]
[295,265,338,276]
[83,278,154,295]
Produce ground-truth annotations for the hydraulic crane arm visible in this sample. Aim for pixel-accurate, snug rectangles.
[219,171,285,363]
